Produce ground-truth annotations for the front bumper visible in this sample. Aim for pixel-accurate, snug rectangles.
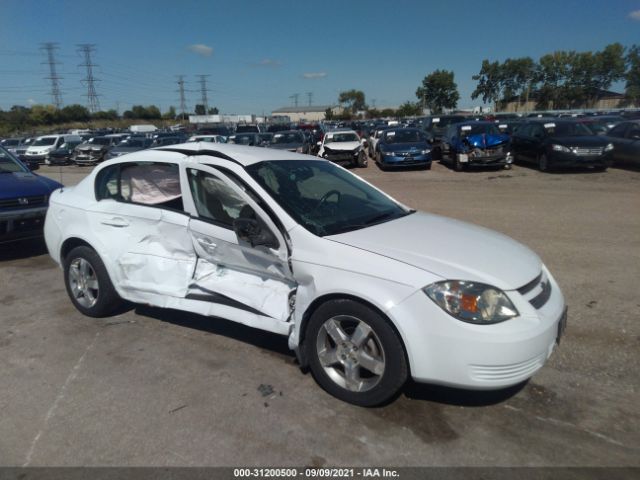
[323,150,362,164]
[72,151,104,164]
[549,151,612,168]
[24,153,48,163]
[379,152,432,168]
[389,266,566,389]
[457,151,512,167]
[0,206,48,243]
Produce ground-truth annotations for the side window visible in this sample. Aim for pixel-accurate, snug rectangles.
[187,169,250,228]
[95,164,121,200]
[532,125,545,139]
[627,125,640,140]
[95,162,183,211]
[607,124,627,138]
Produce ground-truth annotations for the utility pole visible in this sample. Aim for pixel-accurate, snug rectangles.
[77,44,101,113]
[289,93,299,107]
[41,42,63,109]
[306,92,313,107]
[196,74,210,113]
[176,75,188,120]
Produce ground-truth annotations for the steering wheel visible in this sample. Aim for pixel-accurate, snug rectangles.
[312,189,341,213]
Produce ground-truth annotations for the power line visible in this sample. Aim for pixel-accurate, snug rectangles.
[176,75,188,120]
[41,42,63,109]
[77,44,101,113]
[196,74,210,113]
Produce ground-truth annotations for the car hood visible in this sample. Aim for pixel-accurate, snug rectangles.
[0,172,63,201]
[324,141,361,151]
[548,136,609,147]
[77,144,108,151]
[464,133,509,148]
[110,146,144,153]
[382,141,429,152]
[327,211,541,290]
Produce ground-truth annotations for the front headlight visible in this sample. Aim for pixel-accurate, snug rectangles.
[423,280,519,324]
[420,149,431,155]
[551,144,571,153]
[91,147,102,152]
[604,143,614,152]
[296,146,304,153]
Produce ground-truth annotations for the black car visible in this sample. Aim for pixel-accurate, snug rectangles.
[421,115,467,158]
[105,137,153,160]
[268,130,310,153]
[603,120,640,166]
[227,133,261,146]
[257,132,274,147]
[511,119,614,172]
[0,146,63,244]
[46,140,83,165]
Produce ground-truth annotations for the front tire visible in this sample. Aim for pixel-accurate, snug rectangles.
[63,246,124,317]
[538,153,549,172]
[454,155,464,172]
[305,299,408,407]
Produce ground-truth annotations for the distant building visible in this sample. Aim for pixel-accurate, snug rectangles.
[271,105,342,122]
[502,90,633,112]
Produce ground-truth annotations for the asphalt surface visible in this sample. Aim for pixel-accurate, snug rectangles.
[0,159,638,466]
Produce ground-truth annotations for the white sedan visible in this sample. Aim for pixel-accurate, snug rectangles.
[44,142,567,406]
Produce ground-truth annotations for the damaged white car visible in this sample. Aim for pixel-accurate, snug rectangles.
[44,143,567,406]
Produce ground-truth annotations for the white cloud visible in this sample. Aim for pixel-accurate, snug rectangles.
[252,58,282,67]
[629,10,640,21]
[187,44,213,57]
[302,72,327,79]
[27,98,35,104]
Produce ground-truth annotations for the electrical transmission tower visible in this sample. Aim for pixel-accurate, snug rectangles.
[306,92,313,107]
[196,75,210,113]
[176,75,188,120]
[77,44,101,113]
[41,42,63,109]
[289,93,299,107]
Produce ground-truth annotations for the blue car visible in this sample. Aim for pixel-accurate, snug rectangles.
[441,121,513,171]
[375,128,432,170]
[0,146,63,244]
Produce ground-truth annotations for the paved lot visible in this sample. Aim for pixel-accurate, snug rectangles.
[1,160,639,466]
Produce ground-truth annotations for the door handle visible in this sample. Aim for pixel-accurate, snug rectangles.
[100,217,129,228]
[197,237,217,253]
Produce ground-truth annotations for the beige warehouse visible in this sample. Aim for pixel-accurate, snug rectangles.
[271,105,342,122]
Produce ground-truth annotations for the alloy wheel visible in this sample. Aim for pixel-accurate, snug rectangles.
[68,258,99,308]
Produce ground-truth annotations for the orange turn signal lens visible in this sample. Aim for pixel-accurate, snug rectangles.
[461,294,478,313]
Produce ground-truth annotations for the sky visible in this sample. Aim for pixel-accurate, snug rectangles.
[1,0,640,115]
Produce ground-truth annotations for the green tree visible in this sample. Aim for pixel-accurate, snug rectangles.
[471,60,502,109]
[324,107,334,120]
[396,101,422,117]
[29,104,58,125]
[625,45,640,104]
[163,106,177,120]
[208,106,219,114]
[194,104,206,115]
[338,89,366,114]
[416,69,459,114]
[59,104,90,122]
[92,110,119,121]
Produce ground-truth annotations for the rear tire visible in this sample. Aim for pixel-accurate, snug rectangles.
[304,299,408,407]
[63,246,124,318]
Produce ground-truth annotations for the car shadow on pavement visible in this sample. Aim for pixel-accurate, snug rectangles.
[0,238,48,262]
[135,305,294,358]
[402,379,527,407]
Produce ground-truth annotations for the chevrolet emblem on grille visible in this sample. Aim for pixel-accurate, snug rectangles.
[18,198,29,205]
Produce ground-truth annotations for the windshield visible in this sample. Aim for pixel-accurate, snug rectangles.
[0,147,28,173]
[325,132,359,143]
[89,137,112,146]
[247,160,410,236]
[119,139,145,148]
[460,124,500,136]
[272,132,303,144]
[545,122,593,137]
[2,139,20,147]
[33,137,57,146]
[383,130,426,143]
[430,116,465,130]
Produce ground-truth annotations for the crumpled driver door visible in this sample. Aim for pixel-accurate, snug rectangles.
[185,165,296,326]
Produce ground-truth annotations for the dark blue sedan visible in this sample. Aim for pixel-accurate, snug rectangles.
[375,128,432,170]
[0,146,63,244]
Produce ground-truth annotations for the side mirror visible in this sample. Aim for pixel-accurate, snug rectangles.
[233,218,278,249]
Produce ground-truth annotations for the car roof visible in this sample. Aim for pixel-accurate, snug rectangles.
[154,141,314,166]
